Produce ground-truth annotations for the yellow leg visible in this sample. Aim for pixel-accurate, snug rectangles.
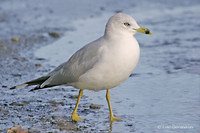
[71,89,83,121]
[106,90,122,122]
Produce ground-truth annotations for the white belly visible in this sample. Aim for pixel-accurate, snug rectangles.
[74,37,140,91]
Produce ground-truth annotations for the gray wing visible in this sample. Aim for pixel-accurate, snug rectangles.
[40,37,105,88]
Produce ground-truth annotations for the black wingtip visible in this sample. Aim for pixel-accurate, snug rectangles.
[10,86,16,90]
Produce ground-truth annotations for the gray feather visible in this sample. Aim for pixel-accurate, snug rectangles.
[41,37,104,87]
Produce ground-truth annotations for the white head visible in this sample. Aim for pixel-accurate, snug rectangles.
[104,13,151,38]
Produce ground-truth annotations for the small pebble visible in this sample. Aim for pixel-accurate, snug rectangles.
[11,37,20,42]
[127,124,133,126]
[28,114,33,117]
[49,32,60,38]
[35,63,41,67]
[90,104,101,109]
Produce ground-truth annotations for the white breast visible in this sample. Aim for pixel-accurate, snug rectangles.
[75,37,140,91]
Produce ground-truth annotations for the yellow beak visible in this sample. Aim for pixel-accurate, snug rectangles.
[136,27,152,35]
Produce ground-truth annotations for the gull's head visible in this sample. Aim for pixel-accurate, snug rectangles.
[105,13,152,37]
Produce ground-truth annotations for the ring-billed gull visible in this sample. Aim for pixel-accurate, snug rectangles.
[10,13,152,122]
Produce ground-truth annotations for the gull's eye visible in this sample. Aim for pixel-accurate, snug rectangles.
[123,22,131,27]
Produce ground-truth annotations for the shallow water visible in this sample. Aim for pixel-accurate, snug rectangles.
[1,0,200,132]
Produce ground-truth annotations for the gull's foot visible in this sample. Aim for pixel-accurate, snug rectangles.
[71,113,83,121]
[110,115,123,122]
